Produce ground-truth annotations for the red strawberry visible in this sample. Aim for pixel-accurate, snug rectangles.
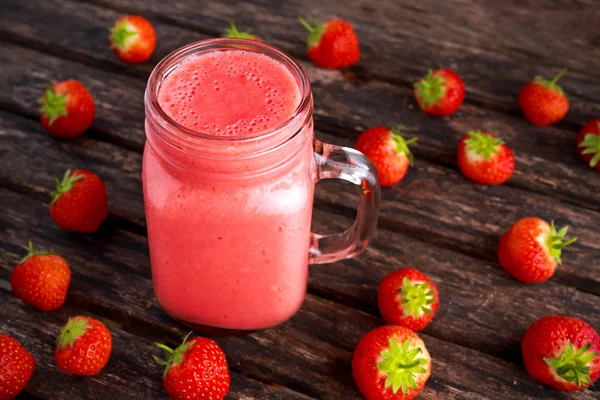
[414,69,465,116]
[518,69,569,126]
[576,119,600,171]
[154,332,230,400]
[38,80,95,139]
[299,18,359,69]
[10,240,71,312]
[55,316,112,376]
[223,20,258,40]
[50,169,108,233]
[355,126,418,187]
[109,15,156,64]
[378,268,439,331]
[0,334,35,399]
[457,130,515,185]
[522,316,600,392]
[498,217,576,283]
[352,325,431,400]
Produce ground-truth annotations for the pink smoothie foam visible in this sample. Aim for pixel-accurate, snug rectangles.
[144,49,315,330]
[157,50,300,136]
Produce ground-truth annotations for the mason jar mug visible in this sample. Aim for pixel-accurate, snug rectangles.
[143,38,380,334]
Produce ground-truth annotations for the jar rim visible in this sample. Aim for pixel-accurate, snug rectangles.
[145,38,312,144]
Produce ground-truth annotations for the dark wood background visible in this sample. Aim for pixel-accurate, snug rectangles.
[0,0,599,399]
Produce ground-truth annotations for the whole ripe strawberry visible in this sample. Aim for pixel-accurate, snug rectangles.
[38,80,95,139]
[50,169,108,233]
[414,69,465,116]
[352,325,431,400]
[522,316,600,392]
[109,15,156,63]
[355,126,418,187]
[10,240,71,312]
[518,69,569,126]
[576,119,600,171]
[0,334,35,400]
[223,20,258,40]
[299,18,359,69]
[55,316,112,376]
[457,130,515,185]
[378,268,439,332]
[154,332,230,400]
[498,217,576,283]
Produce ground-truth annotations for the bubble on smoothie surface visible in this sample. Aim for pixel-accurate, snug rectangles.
[158,50,301,136]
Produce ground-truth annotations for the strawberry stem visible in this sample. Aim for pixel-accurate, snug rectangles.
[299,17,314,32]
[57,316,92,350]
[299,17,325,47]
[399,277,436,318]
[579,126,600,167]
[38,84,68,126]
[51,169,84,205]
[464,131,504,161]
[544,341,598,387]
[534,68,567,93]
[109,20,137,50]
[413,70,446,107]
[390,126,418,165]
[550,68,567,86]
[154,331,194,378]
[224,20,255,39]
[546,221,577,265]
[19,240,52,264]
[377,337,428,395]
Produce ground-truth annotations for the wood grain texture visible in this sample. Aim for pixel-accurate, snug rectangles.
[0,0,599,210]
[1,189,597,399]
[1,106,598,298]
[0,0,599,398]
[310,208,600,364]
[64,0,600,124]
[0,287,311,400]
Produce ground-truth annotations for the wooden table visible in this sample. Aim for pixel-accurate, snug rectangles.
[1,0,599,399]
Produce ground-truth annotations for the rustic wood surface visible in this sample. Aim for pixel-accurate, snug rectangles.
[0,0,598,399]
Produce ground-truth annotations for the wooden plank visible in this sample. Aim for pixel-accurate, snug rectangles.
[1,190,597,399]
[316,130,600,296]
[56,0,600,124]
[4,108,598,363]
[0,3,598,210]
[1,108,598,296]
[2,106,599,360]
[0,286,311,400]
[0,108,146,225]
[310,207,600,362]
[326,0,600,75]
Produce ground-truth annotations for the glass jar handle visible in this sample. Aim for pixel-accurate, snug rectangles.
[310,139,380,264]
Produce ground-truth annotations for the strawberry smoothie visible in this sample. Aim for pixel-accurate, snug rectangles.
[143,47,316,331]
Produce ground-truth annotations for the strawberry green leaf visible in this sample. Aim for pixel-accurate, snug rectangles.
[57,317,92,350]
[465,131,504,160]
[544,340,598,387]
[299,18,325,48]
[51,169,85,205]
[414,70,446,107]
[154,331,195,378]
[547,221,577,265]
[579,130,600,168]
[534,68,567,94]
[19,240,52,263]
[390,126,418,165]
[399,276,437,319]
[377,337,428,395]
[109,20,137,50]
[224,20,255,39]
[38,84,68,126]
